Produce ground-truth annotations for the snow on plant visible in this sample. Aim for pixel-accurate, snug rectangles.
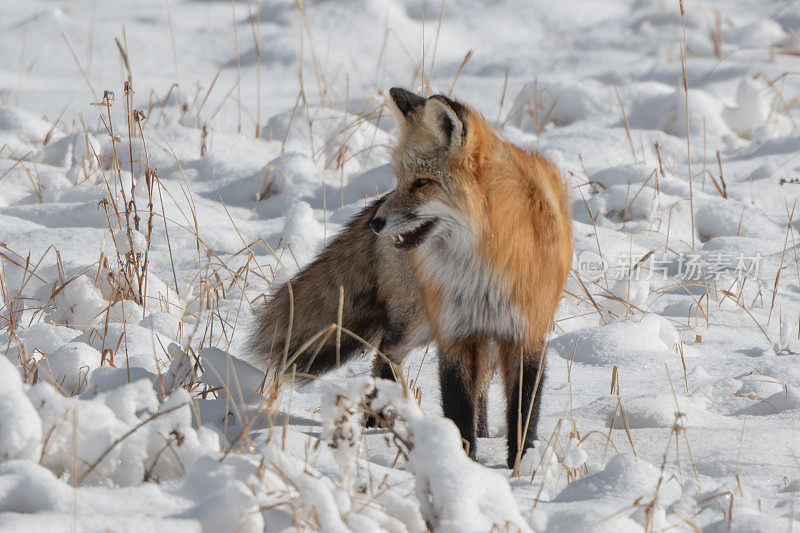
[563,436,589,478]
[262,439,426,533]
[28,382,203,486]
[318,377,535,532]
[161,342,198,396]
[320,376,373,485]
[518,439,562,495]
[93,86,157,312]
[36,274,107,331]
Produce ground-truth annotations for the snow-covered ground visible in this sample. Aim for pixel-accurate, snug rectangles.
[2,0,800,530]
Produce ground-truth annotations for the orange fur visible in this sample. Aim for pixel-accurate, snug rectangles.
[410,105,572,351]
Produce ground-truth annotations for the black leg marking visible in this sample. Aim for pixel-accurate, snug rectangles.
[439,357,476,459]
[376,360,397,381]
[506,354,544,469]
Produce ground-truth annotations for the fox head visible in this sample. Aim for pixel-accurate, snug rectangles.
[371,87,489,250]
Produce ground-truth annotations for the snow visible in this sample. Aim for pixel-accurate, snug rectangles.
[199,346,266,403]
[549,314,686,366]
[0,357,42,461]
[555,452,680,504]
[371,379,532,532]
[1,0,800,531]
[39,341,102,395]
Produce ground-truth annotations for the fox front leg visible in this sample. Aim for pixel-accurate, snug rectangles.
[500,340,546,470]
[437,337,490,459]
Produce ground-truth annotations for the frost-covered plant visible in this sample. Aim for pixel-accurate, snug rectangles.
[95,87,156,312]
[320,376,373,487]
[563,435,589,482]
[320,376,534,532]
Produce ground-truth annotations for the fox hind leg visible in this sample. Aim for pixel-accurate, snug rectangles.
[476,362,494,438]
[500,340,546,470]
[366,322,411,427]
[476,390,489,438]
[369,320,412,384]
[370,353,400,382]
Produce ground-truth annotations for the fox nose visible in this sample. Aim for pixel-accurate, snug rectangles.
[370,217,386,234]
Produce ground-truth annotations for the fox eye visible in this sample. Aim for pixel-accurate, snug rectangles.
[412,178,432,189]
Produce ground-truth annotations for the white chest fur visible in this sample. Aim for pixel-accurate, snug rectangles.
[415,222,526,341]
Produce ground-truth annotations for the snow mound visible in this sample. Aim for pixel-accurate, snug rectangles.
[722,78,770,139]
[588,392,707,429]
[736,387,800,416]
[21,323,82,356]
[506,79,615,130]
[545,508,643,533]
[628,86,731,139]
[0,357,42,461]
[39,275,107,331]
[694,196,783,242]
[0,460,70,514]
[199,346,266,403]
[722,18,787,48]
[550,314,682,366]
[28,381,207,486]
[75,323,170,373]
[36,131,102,183]
[174,456,265,533]
[0,106,50,148]
[262,106,389,176]
[279,200,325,267]
[556,453,679,504]
[39,341,101,395]
[589,164,659,189]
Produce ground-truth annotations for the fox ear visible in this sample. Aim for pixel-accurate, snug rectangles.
[422,95,468,149]
[389,87,426,120]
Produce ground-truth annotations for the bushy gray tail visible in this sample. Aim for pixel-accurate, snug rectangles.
[249,199,388,383]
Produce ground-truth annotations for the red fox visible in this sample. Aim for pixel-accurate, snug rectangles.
[251,88,573,469]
